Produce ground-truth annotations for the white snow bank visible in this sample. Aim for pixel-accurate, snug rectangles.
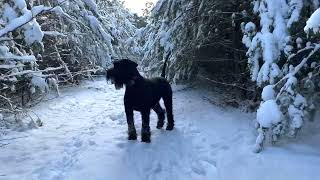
[257,100,283,128]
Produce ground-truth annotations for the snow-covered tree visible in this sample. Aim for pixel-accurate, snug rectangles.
[242,0,320,153]
[138,0,249,85]
[0,0,138,128]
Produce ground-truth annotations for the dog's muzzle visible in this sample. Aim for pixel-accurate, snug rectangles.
[106,66,114,84]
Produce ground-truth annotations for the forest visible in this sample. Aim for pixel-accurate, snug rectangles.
[0,0,320,179]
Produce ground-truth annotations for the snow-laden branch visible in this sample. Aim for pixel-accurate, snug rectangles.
[304,8,320,34]
[275,44,320,99]
[0,0,67,38]
[0,6,46,38]
[0,64,25,69]
[0,66,64,79]
[0,54,37,62]
[43,31,67,37]
[275,44,320,87]
[200,75,255,92]
[0,95,14,112]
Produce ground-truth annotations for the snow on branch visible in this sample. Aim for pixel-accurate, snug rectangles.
[43,31,67,37]
[304,8,320,34]
[276,44,320,99]
[0,0,68,42]
[1,66,64,79]
[244,0,320,153]
[0,45,36,62]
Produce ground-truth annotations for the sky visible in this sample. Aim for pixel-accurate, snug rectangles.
[123,0,158,16]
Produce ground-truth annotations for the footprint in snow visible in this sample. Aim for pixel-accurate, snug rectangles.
[73,140,83,148]
[88,140,96,146]
[116,142,126,148]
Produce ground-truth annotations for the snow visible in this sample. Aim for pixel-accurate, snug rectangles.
[3,3,18,22]
[257,100,283,128]
[83,0,99,15]
[47,77,60,96]
[43,31,66,37]
[0,64,25,69]
[0,45,37,63]
[0,45,10,55]
[244,22,256,33]
[0,78,319,180]
[243,0,313,86]
[86,15,113,49]
[50,6,72,19]
[284,75,298,95]
[288,104,303,129]
[261,85,275,101]
[14,0,27,10]
[296,37,303,49]
[304,8,320,34]
[31,75,48,93]
[287,0,303,28]
[0,2,48,44]
[23,19,44,45]
[294,93,306,107]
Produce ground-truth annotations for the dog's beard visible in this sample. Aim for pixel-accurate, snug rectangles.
[106,78,114,85]
[115,83,123,90]
[106,76,124,90]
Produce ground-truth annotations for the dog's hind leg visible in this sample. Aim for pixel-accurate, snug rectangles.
[141,109,151,143]
[152,103,165,129]
[125,105,137,140]
[163,91,174,131]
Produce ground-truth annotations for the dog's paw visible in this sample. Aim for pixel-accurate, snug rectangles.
[128,133,137,140]
[166,124,174,131]
[156,121,164,129]
[141,134,151,143]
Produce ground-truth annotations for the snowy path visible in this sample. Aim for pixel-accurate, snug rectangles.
[0,79,320,180]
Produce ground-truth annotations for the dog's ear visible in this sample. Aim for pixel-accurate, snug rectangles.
[124,59,138,68]
[113,61,119,67]
[115,59,138,69]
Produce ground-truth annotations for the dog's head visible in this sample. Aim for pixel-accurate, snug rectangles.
[106,59,139,90]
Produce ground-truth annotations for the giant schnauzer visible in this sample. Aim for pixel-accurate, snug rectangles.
[106,58,174,143]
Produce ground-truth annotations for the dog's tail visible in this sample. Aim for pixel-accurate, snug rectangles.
[161,51,172,78]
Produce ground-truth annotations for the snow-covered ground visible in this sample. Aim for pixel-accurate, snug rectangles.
[0,78,319,180]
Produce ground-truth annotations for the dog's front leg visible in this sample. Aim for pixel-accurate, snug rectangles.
[141,109,151,143]
[125,105,137,140]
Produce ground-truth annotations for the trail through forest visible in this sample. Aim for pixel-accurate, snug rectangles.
[0,78,319,180]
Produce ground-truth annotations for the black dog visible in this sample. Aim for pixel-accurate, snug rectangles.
[106,59,174,143]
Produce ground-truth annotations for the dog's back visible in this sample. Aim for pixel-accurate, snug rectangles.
[148,77,172,96]
[125,77,171,110]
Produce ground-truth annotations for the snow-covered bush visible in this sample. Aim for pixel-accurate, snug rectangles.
[1,0,138,129]
[242,0,320,152]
